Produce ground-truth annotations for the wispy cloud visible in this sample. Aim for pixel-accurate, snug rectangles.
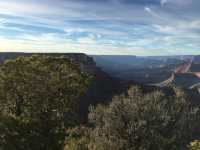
[0,0,199,55]
[144,6,165,21]
[160,0,168,6]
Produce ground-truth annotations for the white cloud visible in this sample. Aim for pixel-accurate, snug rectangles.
[0,32,199,56]
[0,18,7,24]
[184,20,200,30]
[144,7,151,13]
[144,7,165,21]
[154,19,200,36]
[0,0,199,55]
[160,0,191,6]
[153,24,176,33]
[0,34,140,55]
[77,34,97,44]
[160,0,168,6]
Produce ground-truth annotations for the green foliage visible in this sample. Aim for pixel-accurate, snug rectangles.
[88,86,199,150]
[188,140,200,150]
[0,55,199,150]
[0,55,91,149]
[0,115,65,150]
[64,126,91,150]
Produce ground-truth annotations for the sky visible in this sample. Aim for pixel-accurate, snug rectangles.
[0,0,199,56]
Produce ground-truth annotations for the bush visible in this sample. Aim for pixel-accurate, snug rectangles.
[188,140,200,150]
[88,86,199,150]
[0,55,91,149]
[64,126,91,150]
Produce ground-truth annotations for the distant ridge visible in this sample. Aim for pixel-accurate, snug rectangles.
[154,60,200,88]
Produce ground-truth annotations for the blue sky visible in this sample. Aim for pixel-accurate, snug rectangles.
[0,0,199,55]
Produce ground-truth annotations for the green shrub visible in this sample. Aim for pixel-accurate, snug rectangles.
[88,86,199,150]
[188,140,200,150]
[0,55,91,150]
[64,126,91,150]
